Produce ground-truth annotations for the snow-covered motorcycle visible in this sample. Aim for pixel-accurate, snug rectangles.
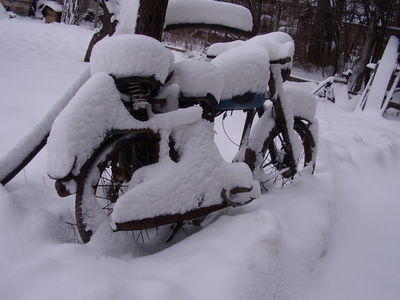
[4,32,318,243]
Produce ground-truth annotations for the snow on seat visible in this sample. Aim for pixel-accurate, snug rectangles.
[247,32,294,67]
[208,32,294,69]
[90,34,174,84]
[165,0,253,34]
[169,60,224,102]
[211,44,270,100]
[206,40,245,58]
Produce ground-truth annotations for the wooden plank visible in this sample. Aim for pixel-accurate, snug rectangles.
[362,36,399,114]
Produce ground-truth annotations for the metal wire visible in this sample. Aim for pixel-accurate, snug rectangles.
[221,113,240,147]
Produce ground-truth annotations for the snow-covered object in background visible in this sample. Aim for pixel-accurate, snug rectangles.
[165,0,253,33]
[111,119,258,223]
[35,0,62,19]
[47,73,204,179]
[114,0,139,35]
[312,76,335,95]
[90,34,174,84]
[169,60,224,101]
[206,40,245,57]
[0,67,91,185]
[331,81,352,109]
[37,0,62,12]
[312,74,353,110]
[211,44,270,99]
[0,2,9,19]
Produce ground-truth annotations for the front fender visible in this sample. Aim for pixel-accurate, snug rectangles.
[47,73,133,180]
[53,128,156,197]
[47,72,204,189]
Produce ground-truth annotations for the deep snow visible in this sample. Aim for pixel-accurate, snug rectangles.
[0,17,400,300]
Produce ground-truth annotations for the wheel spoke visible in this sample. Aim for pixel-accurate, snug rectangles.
[75,135,160,243]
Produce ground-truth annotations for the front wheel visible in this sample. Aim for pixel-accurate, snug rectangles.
[75,132,160,243]
[253,118,316,191]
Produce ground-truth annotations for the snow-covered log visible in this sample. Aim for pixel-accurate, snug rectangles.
[0,2,9,19]
[0,67,90,185]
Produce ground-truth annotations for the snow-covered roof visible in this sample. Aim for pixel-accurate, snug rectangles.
[37,0,63,13]
[165,0,253,33]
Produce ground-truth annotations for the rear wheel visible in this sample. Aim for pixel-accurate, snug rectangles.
[75,132,159,243]
[255,118,315,191]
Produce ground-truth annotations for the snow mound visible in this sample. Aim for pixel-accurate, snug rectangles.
[169,60,224,101]
[90,34,174,84]
[111,119,257,223]
[165,0,253,32]
[212,44,270,99]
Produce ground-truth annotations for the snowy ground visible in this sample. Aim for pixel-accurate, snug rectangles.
[1,17,400,300]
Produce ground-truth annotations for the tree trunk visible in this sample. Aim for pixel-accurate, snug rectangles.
[332,0,345,74]
[307,0,330,66]
[135,0,169,41]
[247,0,262,35]
[272,2,281,32]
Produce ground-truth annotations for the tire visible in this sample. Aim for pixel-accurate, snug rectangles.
[75,132,159,243]
[255,118,316,191]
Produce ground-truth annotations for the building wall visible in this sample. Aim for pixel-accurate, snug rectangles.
[0,0,34,16]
